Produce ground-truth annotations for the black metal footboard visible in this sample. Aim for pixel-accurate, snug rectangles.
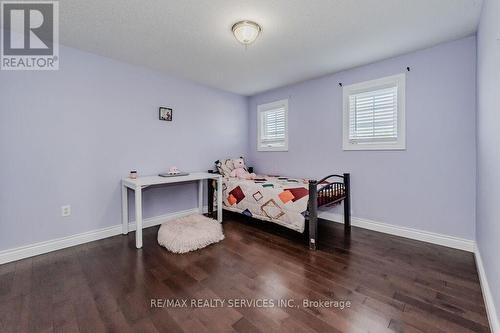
[308,173,351,250]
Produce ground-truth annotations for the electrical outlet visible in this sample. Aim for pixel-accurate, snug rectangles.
[61,205,71,217]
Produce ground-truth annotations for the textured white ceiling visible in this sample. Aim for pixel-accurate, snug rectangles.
[59,0,482,95]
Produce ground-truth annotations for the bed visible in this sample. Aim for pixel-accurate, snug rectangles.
[207,158,351,250]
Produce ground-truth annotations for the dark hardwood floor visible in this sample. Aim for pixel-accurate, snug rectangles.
[0,212,490,333]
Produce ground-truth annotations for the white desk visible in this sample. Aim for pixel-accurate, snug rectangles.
[121,172,223,248]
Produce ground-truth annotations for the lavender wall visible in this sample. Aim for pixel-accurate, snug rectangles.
[0,45,248,251]
[248,37,477,240]
[476,0,500,321]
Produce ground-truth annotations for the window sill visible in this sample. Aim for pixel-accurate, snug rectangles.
[342,143,406,151]
[257,146,288,152]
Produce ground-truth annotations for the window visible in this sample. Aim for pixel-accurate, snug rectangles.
[343,74,406,150]
[257,99,288,151]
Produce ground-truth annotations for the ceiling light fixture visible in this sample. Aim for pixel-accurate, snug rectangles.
[232,20,261,45]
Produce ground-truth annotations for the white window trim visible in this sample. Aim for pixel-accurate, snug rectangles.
[342,73,406,151]
[257,99,289,152]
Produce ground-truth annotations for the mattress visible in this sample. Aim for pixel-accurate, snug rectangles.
[221,175,320,233]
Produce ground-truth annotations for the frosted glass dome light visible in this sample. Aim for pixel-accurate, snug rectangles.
[232,20,261,45]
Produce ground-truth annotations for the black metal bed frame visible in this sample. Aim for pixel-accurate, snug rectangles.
[207,169,351,250]
[307,173,351,250]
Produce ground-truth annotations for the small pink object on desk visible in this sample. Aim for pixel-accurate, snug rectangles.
[168,166,180,174]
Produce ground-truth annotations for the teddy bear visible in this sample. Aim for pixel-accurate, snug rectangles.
[230,158,256,180]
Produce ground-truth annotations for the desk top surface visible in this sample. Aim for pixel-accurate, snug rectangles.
[122,172,221,187]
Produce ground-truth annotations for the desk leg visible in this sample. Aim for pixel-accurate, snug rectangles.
[121,185,128,235]
[217,177,223,223]
[198,179,203,214]
[135,186,143,249]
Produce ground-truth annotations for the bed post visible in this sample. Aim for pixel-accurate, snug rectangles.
[207,170,215,217]
[343,173,351,233]
[308,179,318,250]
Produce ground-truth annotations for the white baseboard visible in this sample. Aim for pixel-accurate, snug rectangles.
[318,211,475,252]
[475,247,500,333]
[0,225,122,265]
[0,208,202,265]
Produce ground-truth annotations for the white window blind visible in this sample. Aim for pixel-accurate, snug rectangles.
[257,99,288,151]
[262,107,286,143]
[343,73,406,150]
[349,86,398,143]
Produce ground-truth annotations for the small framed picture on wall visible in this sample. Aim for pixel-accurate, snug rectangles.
[159,107,173,121]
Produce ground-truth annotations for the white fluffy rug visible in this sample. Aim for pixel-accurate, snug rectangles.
[157,214,224,254]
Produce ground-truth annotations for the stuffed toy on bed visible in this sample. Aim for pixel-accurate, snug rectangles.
[230,158,256,180]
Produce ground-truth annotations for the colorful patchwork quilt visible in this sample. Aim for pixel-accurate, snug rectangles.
[222,176,317,233]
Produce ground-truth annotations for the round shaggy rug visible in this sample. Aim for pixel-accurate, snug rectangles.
[157,214,224,254]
